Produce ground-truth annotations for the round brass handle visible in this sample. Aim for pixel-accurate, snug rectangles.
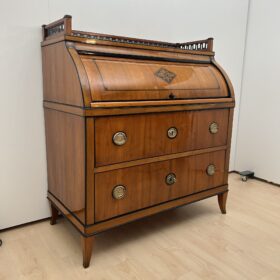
[209,122,219,134]
[112,185,126,200]
[206,164,216,176]
[167,127,178,139]
[113,131,127,146]
[166,173,177,185]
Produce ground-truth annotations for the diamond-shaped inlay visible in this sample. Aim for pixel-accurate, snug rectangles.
[155,68,176,83]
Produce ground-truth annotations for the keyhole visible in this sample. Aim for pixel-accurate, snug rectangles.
[169,93,176,99]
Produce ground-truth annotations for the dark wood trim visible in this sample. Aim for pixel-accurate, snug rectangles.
[47,192,85,234]
[223,108,234,183]
[85,118,95,225]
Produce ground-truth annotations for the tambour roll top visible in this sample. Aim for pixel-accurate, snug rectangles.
[81,57,228,101]
[41,15,234,108]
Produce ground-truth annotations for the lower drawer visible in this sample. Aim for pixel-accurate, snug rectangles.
[95,150,226,222]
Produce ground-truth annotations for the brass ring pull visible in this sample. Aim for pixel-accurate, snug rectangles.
[113,131,127,146]
[206,164,216,176]
[166,173,177,185]
[112,185,126,200]
[209,122,219,134]
[167,127,178,139]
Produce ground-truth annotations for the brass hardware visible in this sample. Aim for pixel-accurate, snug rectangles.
[166,173,177,185]
[113,132,127,146]
[206,164,216,176]
[112,185,126,200]
[167,127,178,139]
[209,122,219,134]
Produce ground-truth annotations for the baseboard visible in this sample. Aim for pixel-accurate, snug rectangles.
[0,215,62,233]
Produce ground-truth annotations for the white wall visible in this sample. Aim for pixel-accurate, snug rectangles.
[0,0,249,229]
[235,0,280,184]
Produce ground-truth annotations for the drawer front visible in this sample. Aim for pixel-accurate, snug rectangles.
[95,150,226,222]
[95,109,229,166]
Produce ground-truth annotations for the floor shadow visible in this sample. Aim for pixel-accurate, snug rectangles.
[91,200,217,255]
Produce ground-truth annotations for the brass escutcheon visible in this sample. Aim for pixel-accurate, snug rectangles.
[167,127,178,139]
[113,131,127,146]
[206,164,216,176]
[166,173,177,185]
[112,185,126,200]
[209,122,219,134]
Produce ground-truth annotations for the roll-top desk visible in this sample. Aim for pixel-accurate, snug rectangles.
[41,15,235,268]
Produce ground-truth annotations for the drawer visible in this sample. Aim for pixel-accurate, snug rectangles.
[95,150,226,222]
[95,109,229,166]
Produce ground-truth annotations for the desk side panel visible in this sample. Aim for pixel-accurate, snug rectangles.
[41,41,84,106]
[45,109,85,224]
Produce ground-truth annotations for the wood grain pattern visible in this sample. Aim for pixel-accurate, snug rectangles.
[95,150,226,222]
[81,235,94,268]
[95,109,229,166]
[45,109,85,224]
[41,42,84,106]
[82,57,228,101]
[85,118,95,225]
[218,190,228,214]
[67,47,92,107]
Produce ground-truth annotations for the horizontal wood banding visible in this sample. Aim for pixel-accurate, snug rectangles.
[91,98,233,108]
[94,145,227,173]
[43,100,234,116]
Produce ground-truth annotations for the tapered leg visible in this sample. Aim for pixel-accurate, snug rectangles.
[218,191,228,214]
[50,203,59,225]
[81,235,94,268]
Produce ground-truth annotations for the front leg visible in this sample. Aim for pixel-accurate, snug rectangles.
[81,235,94,268]
[218,191,228,214]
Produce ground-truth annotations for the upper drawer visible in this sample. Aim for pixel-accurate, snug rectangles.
[95,109,229,167]
[81,56,228,101]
